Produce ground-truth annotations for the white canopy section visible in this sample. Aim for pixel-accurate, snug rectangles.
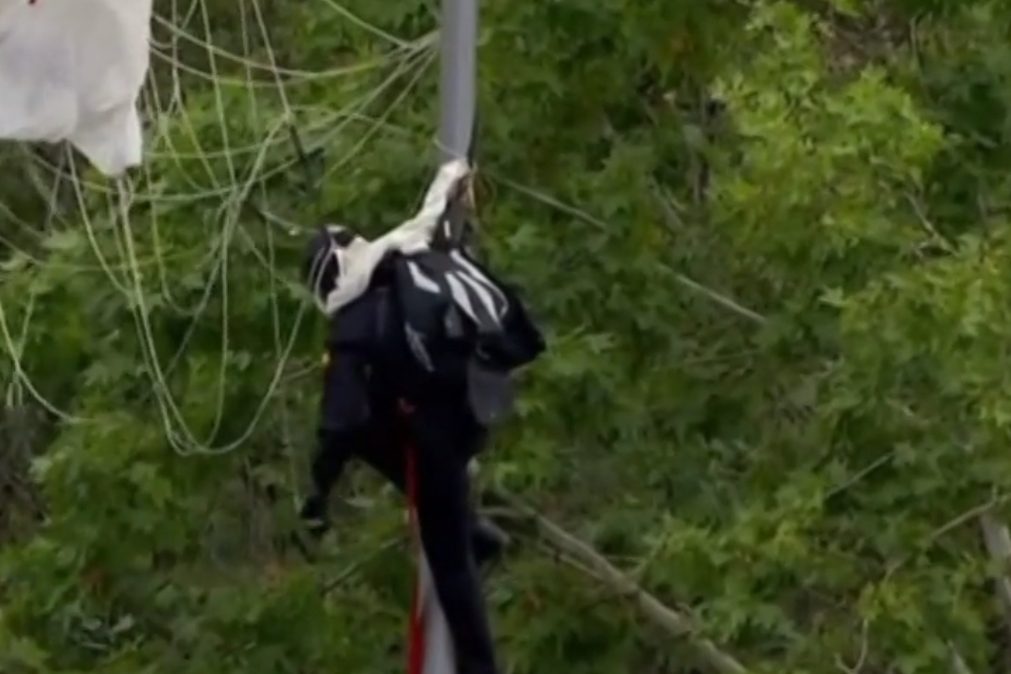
[0,0,153,176]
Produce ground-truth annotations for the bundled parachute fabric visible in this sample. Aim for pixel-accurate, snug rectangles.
[0,0,153,176]
[303,163,545,426]
[322,160,471,314]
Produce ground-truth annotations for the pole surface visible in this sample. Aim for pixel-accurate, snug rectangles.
[438,0,478,162]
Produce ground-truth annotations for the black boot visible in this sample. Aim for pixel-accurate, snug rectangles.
[291,494,330,562]
[299,494,330,538]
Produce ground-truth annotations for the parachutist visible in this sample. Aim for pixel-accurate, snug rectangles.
[297,163,544,674]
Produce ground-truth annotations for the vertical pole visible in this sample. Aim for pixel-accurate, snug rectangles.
[438,0,478,162]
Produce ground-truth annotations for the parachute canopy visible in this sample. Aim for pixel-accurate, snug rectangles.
[0,0,153,177]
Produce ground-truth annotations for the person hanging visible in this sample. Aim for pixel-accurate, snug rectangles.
[297,160,545,674]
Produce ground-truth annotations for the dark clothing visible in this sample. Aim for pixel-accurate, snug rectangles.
[308,410,498,674]
[305,289,501,674]
[309,355,502,565]
[301,235,544,674]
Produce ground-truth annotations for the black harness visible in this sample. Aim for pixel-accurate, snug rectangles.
[306,219,545,430]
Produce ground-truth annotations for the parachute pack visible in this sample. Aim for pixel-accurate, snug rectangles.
[0,0,153,176]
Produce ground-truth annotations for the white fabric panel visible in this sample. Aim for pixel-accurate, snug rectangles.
[0,0,153,176]
[445,272,480,324]
[418,551,456,674]
[450,249,509,318]
[324,160,469,314]
[454,270,503,328]
[408,260,443,295]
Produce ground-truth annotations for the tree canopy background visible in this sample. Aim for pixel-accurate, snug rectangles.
[3,0,1011,672]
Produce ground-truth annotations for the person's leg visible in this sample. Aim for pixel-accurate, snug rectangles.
[357,407,508,568]
[300,372,506,565]
[409,402,500,674]
[300,347,371,537]
[299,427,359,537]
[355,401,407,492]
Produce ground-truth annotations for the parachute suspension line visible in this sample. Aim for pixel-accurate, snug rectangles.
[140,150,199,315]
[25,42,435,206]
[71,145,227,422]
[150,11,227,194]
[143,77,222,195]
[123,44,435,454]
[316,0,410,49]
[112,179,211,455]
[142,44,220,193]
[152,11,414,83]
[132,75,221,317]
[155,0,419,83]
[0,309,64,422]
[41,150,68,233]
[239,0,301,505]
[112,124,304,456]
[116,0,301,452]
[135,0,242,330]
[0,290,83,424]
[120,0,412,452]
[197,0,237,186]
[0,1,437,452]
[68,152,133,297]
[22,43,434,208]
[106,53,233,453]
[318,46,439,184]
[143,23,289,379]
[247,0,300,153]
[263,201,301,507]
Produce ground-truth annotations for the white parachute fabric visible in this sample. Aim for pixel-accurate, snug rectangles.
[0,0,153,176]
[412,551,456,674]
[323,159,470,315]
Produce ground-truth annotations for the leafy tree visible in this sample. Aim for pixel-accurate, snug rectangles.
[4,1,1011,672]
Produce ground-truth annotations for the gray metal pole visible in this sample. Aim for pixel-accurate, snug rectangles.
[438,0,478,162]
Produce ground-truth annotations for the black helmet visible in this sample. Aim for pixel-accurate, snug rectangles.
[302,224,358,303]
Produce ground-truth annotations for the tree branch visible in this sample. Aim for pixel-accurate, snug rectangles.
[490,490,749,674]
[321,536,402,596]
[978,513,1011,665]
[949,644,973,674]
[492,175,767,326]
[885,492,1011,580]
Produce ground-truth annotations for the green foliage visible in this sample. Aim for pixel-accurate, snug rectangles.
[4,0,1011,672]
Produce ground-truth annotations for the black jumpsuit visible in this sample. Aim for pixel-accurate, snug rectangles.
[301,278,503,674]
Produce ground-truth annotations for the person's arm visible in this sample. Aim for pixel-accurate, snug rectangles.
[323,160,470,314]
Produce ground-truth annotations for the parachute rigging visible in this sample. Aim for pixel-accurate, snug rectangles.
[0,0,437,454]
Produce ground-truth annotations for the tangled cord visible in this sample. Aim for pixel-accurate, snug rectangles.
[0,0,765,459]
[0,0,437,456]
